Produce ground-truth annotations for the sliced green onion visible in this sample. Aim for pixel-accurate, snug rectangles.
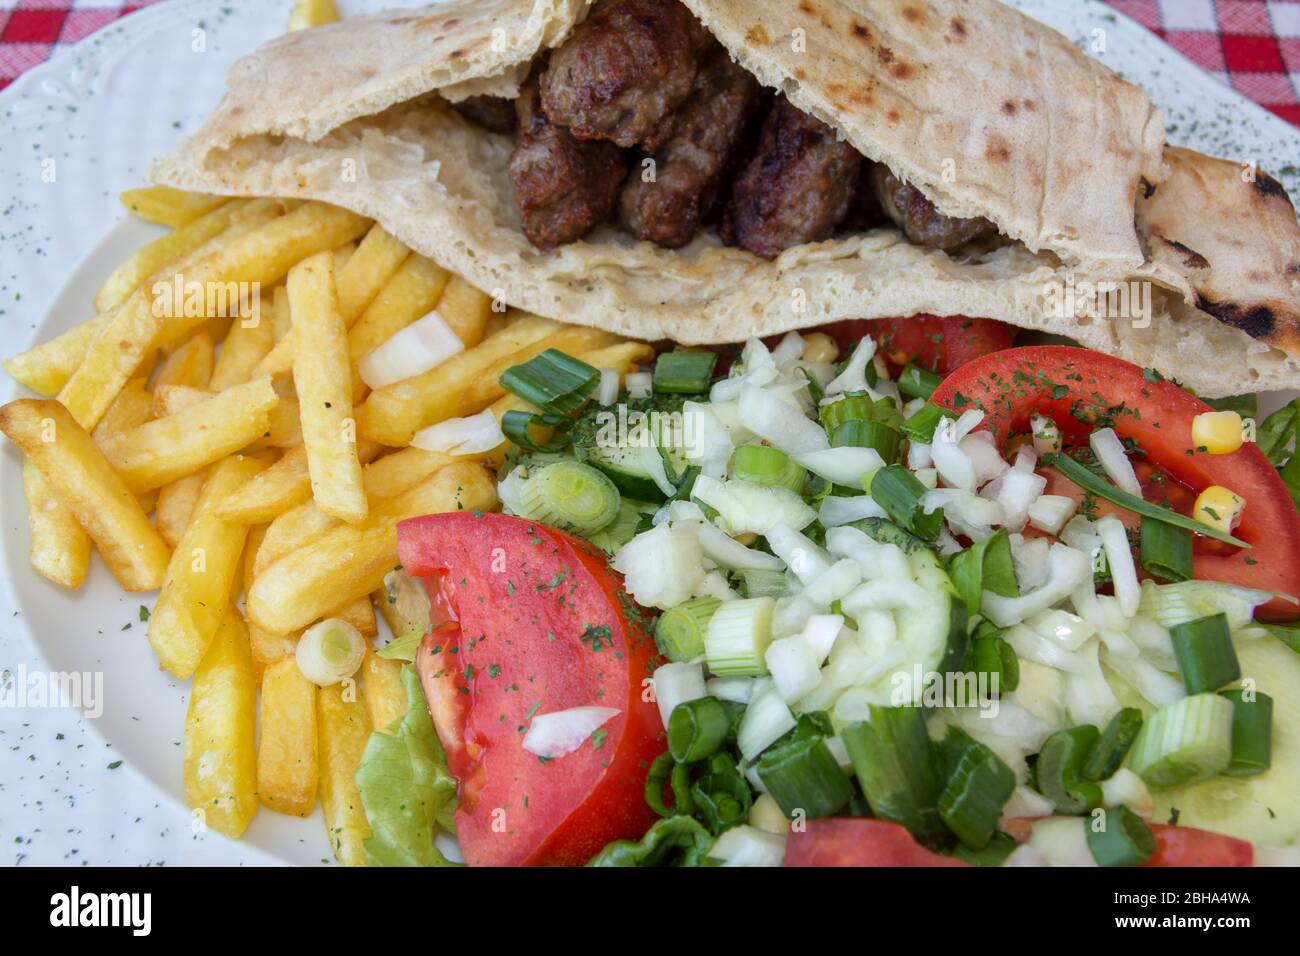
[936,728,1016,850]
[499,349,599,414]
[1139,516,1193,583]
[654,597,721,663]
[950,832,1016,867]
[1281,451,1300,511]
[755,735,853,820]
[1086,804,1156,867]
[842,705,945,843]
[732,444,806,492]
[667,697,730,763]
[963,623,1019,695]
[819,392,874,437]
[689,752,753,835]
[949,528,1018,617]
[500,409,572,453]
[868,464,942,542]
[1255,399,1298,466]
[832,420,900,464]
[740,568,790,599]
[705,597,775,677]
[1128,692,1234,789]
[644,750,695,817]
[1082,708,1144,781]
[1206,393,1259,420]
[1047,452,1249,547]
[901,401,946,444]
[1037,725,1104,814]
[1218,688,1273,777]
[296,618,367,686]
[588,500,652,556]
[1170,613,1240,694]
[898,363,941,400]
[652,350,717,394]
[517,460,621,534]
[1264,623,1300,655]
[851,516,928,555]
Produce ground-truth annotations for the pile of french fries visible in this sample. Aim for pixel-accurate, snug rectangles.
[0,0,654,865]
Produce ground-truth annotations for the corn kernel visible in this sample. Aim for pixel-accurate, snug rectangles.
[1193,485,1245,534]
[1191,410,1244,455]
[800,332,839,365]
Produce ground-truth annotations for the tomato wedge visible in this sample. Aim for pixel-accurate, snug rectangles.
[784,819,968,867]
[823,315,1016,375]
[931,346,1300,620]
[397,512,664,867]
[1143,824,1254,867]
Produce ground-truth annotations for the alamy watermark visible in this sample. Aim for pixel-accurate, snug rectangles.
[0,664,103,718]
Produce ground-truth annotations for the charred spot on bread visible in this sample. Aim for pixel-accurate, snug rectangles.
[1197,296,1277,341]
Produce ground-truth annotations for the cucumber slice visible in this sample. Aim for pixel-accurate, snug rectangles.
[1149,637,1300,846]
[575,421,691,501]
[887,548,968,704]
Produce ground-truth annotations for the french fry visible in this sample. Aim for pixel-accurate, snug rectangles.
[4,316,110,397]
[95,200,249,314]
[346,255,451,373]
[333,596,377,638]
[289,252,367,522]
[147,454,268,678]
[242,523,268,599]
[0,399,169,591]
[91,377,154,443]
[121,185,229,229]
[317,680,372,867]
[151,383,213,418]
[209,304,275,390]
[155,468,209,549]
[357,317,617,445]
[288,0,341,32]
[337,225,411,324]
[360,648,406,734]
[184,606,258,838]
[22,459,90,590]
[254,446,453,574]
[154,333,213,390]
[58,203,368,430]
[250,624,298,681]
[258,658,319,816]
[217,440,381,526]
[435,274,493,350]
[100,377,279,493]
[261,394,303,449]
[248,461,496,633]
[332,243,357,273]
[270,286,293,342]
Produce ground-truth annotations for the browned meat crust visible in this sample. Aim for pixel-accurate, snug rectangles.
[618,53,761,249]
[722,96,863,260]
[871,167,996,250]
[508,76,629,250]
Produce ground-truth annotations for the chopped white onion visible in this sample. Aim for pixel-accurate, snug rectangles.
[705,676,755,703]
[825,336,877,395]
[1010,535,1051,592]
[411,409,504,455]
[960,431,1009,486]
[802,560,862,607]
[612,524,705,609]
[793,446,885,486]
[652,662,705,727]
[737,686,796,759]
[1101,768,1153,819]
[800,614,844,664]
[523,706,620,758]
[995,468,1047,532]
[358,309,464,389]
[765,523,832,584]
[1096,515,1140,617]
[676,519,784,571]
[1090,427,1142,496]
[771,331,805,367]
[626,371,652,399]
[738,384,828,455]
[931,417,977,491]
[690,475,816,535]
[680,401,734,478]
[1027,494,1078,535]
[709,825,787,867]
[818,494,888,527]
[765,636,822,702]
[907,440,932,470]
[597,368,621,406]
[982,543,1092,627]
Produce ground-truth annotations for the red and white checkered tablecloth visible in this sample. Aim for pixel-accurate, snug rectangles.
[3,0,1300,126]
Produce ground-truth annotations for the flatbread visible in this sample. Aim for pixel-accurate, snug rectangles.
[151,0,1300,396]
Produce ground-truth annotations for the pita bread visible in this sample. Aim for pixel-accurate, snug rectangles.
[151,0,1300,396]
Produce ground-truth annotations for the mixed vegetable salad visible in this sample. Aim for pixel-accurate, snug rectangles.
[362,318,1300,867]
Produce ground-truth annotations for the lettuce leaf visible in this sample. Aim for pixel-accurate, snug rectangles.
[355,664,459,866]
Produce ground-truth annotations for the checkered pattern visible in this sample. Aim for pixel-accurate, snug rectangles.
[2,0,1300,127]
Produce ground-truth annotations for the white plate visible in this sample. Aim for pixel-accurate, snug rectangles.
[2,0,1299,866]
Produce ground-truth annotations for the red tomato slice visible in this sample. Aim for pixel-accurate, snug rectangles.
[822,315,1016,375]
[397,512,665,867]
[784,819,969,867]
[931,346,1300,620]
[1143,824,1254,867]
